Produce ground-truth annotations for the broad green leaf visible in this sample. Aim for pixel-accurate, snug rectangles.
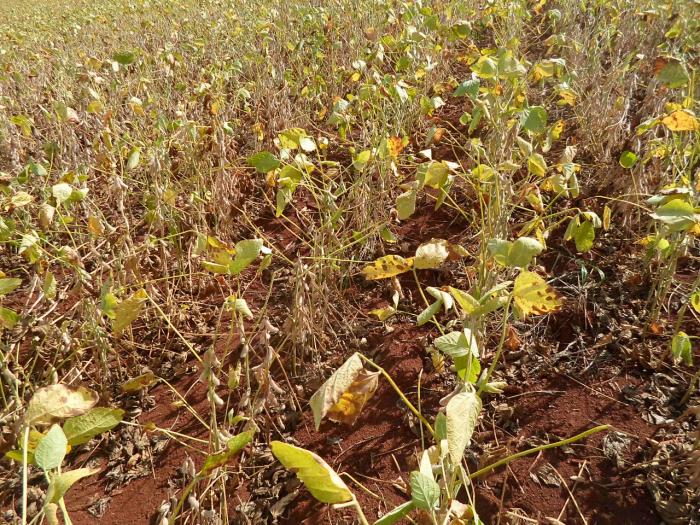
[35,424,67,471]
[229,239,265,275]
[373,501,416,525]
[488,237,543,268]
[362,255,413,280]
[63,408,124,446]
[47,467,100,503]
[113,51,136,65]
[417,299,442,326]
[247,151,280,173]
[201,431,254,473]
[0,307,20,329]
[656,59,689,88]
[448,287,479,315]
[513,271,562,317]
[470,56,497,79]
[446,391,482,465]
[112,289,148,334]
[0,277,21,296]
[309,353,378,430]
[270,441,353,504]
[396,190,416,220]
[434,330,479,358]
[650,199,697,231]
[453,79,480,99]
[52,183,73,205]
[419,162,449,189]
[25,384,98,426]
[353,150,372,172]
[520,106,548,134]
[278,128,307,150]
[414,239,449,269]
[619,151,638,168]
[409,471,440,511]
[671,331,692,366]
[572,220,595,252]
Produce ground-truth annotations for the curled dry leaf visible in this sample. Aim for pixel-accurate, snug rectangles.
[309,353,379,430]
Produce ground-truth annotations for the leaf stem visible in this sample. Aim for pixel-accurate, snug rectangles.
[21,425,29,525]
[468,425,609,480]
[358,354,435,438]
[477,295,512,396]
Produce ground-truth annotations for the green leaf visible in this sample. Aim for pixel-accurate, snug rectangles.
[619,151,638,168]
[527,153,547,176]
[112,289,148,334]
[671,331,692,366]
[656,59,689,88]
[417,300,442,326]
[63,408,124,446]
[278,128,307,150]
[691,292,700,314]
[396,190,416,220]
[52,183,73,206]
[373,501,416,525]
[35,424,67,471]
[113,51,136,65]
[0,307,20,329]
[434,330,479,358]
[247,151,280,173]
[572,220,595,252]
[229,239,265,275]
[453,79,480,99]
[47,467,100,503]
[520,106,548,134]
[650,199,697,232]
[270,441,353,504]
[0,277,21,296]
[447,287,479,315]
[201,431,254,473]
[25,384,99,426]
[487,237,543,268]
[446,391,482,465]
[409,471,440,511]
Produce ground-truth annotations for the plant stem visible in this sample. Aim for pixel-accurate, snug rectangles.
[358,354,435,438]
[477,295,512,396]
[21,425,29,525]
[468,425,609,480]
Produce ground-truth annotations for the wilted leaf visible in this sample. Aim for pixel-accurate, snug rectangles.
[396,190,417,220]
[513,271,562,316]
[662,110,699,132]
[120,370,157,393]
[414,239,450,269]
[63,407,124,446]
[11,191,34,207]
[417,299,443,326]
[125,147,141,171]
[446,391,482,464]
[35,424,68,471]
[362,255,413,280]
[25,384,99,426]
[270,441,353,504]
[52,183,73,206]
[309,353,379,429]
[112,289,148,333]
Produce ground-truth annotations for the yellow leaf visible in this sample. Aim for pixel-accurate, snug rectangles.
[361,255,413,280]
[513,271,562,316]
[369,306,396,321]
[662,110,699,132]
[387,136,404,159]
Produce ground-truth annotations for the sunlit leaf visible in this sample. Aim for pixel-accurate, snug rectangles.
[0,278,21,296]
[25,384,98,426]
[662,110,699,132]
[691,292,700,315]
[409,471,440,510]
[52,183,73,206]
[446,391,482,465]
[35,424,68,471]
[201,431,254,473]
[513,271,562,316]
[112,289,148,334]
[373,501,416,525]
[362,255,413,280]
[270,441,353,504]
[520,106,548,134]
[63,408,124,446]
[671,331,692,366]
[619,151,638,168]
[414,239,450,269]
[396,189,417,220]
[247,151,280,173]
[47,467,100,503]
[650,199,697,231]
[309,353,379,429]
[120,370,157,393]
